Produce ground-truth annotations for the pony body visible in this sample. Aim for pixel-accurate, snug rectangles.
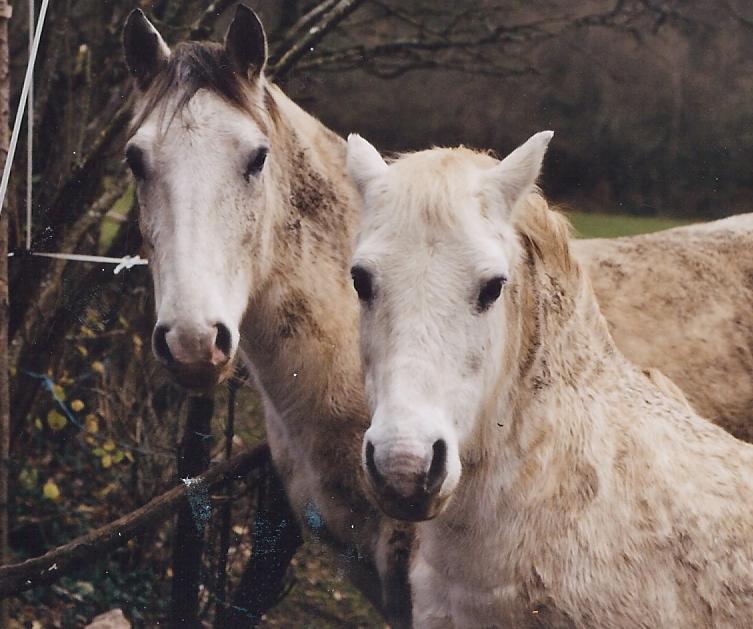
[348,136,753,627]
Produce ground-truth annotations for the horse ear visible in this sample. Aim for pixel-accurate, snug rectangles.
[347,134,388,198]
[123,9,170,90]
[485,131,554,218]
[225,4,268,79]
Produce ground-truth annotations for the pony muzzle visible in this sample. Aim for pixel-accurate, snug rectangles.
[152,321,237,389]
[362,435,454,522]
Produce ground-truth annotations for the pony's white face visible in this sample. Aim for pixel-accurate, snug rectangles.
[348,132,553,521]
[123,7,272,388]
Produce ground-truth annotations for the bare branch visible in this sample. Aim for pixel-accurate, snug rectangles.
[0,444,270,597]
[269,0,369,81]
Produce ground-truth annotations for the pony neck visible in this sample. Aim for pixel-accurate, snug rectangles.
[240,84,366,423]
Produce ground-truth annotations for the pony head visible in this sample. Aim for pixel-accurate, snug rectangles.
[348,132,553,520]
[123,6,276,388]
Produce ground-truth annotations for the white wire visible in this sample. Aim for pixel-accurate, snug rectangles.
[7,251,149,274]
[26,0,34,250]
[0,0,50,218]
[2,0,145,276]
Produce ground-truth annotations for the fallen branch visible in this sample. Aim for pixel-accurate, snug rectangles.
[0,443,270,598]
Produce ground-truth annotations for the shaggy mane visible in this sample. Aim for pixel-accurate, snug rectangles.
[383,146,576,274]
[514,193,575,275]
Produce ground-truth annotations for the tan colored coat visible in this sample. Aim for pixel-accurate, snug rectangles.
[574,214,753,440]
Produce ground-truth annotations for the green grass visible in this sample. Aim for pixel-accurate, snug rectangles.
[567,212,691,239]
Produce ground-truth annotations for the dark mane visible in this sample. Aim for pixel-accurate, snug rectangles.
[129,41,263,135]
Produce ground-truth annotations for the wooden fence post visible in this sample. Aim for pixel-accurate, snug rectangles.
[171,394,214,628]
[0,1,12,626]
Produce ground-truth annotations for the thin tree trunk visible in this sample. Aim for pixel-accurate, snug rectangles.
[171,394,214,629]
[213,379,237,626]
[0,1,11,626]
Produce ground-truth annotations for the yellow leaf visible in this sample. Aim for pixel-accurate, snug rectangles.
[52,384,66,401]
[43,479,61,501]
[132,335,143,350]
[19,467,38,490]
[34,418,43,430]
[103,439,116,452]
[47,410,67,432]
[124,450,135,462]
[76,345,89,357]
[91,361,105,375]
[101,454,113,468]
[70,399,85,412]
[84,414,99,433]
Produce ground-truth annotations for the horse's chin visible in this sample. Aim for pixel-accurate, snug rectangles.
[167,359,236,391]
[367,485,450,522]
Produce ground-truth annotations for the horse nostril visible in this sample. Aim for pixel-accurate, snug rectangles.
[425,439,448,496]
[365,440,385,490]
[153,324,173,365]
[214,323,233,357]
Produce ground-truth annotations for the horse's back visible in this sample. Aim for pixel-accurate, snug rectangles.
[573,213,753,441]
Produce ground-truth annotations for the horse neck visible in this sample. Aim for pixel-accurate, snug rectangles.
[240,85,365,424]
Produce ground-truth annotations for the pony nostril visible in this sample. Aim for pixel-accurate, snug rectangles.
[425,439,448,496]
[153,324,173,365]
[365,441,385,490]
[214,323,233,357]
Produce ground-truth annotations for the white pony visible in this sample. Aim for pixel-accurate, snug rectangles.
[348,132,753,627]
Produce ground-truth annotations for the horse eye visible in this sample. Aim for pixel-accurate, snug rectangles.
[245,147,268,180]
[351,265,374,303]
[477,275,507,312]
[125,145,147,181]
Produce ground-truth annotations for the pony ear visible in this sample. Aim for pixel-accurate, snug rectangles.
[123,9,170,90]
[347,134,388,198]
[484,131,554,218]
[225,4,268,79]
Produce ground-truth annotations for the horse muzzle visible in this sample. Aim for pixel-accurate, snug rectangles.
[362,438,451,522]
[152,321,237,390]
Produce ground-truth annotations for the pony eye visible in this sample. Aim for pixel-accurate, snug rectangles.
[351,265,374,303]
[477,275,507,312]
[245,147,268,180]
[125,145,147,181]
